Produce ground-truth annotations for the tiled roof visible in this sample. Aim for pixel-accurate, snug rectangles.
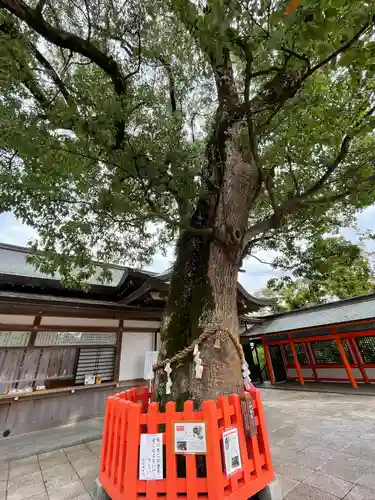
[247,293,375,336]
[0,242,153,288]
[0,243,274,311]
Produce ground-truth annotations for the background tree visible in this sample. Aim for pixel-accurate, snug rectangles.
[266,236,375,311]
[1,0,375,405]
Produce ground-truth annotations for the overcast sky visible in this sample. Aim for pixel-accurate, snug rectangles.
[1,206,375,293]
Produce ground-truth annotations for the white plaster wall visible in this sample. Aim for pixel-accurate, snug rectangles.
[119,331,154,380]
[123,320,160,330]
[40,317,160,329]
[287,368,314,379]
[316,367,362,380]
[365,367,375,380]
[0,314,35,326]
[352,368,362,379]
[40,316,119,327]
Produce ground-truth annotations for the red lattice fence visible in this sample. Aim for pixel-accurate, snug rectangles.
[100,387,274,499]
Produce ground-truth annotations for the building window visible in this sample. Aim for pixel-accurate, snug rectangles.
[283,344,309,365]
[0,331,118,394]
[0,347,78,392]
[75,347,116,384]
[311,340,353,364]
[356,337,375,363]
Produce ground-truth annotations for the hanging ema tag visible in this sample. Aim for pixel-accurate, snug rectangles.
[240,394,257,437]
[165,362,172,395]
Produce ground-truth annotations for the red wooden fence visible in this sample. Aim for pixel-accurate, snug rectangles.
[100,387,274,499]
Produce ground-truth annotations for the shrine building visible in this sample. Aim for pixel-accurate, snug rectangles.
[0,243,273,437]
[241,293,375,389]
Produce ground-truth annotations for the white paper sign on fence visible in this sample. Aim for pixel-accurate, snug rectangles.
[143,351,159,380]
[173,422,207,454]
[222,428,242,476]
[139,433,163,480]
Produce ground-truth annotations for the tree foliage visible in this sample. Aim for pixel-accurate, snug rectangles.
[1,0,375,283]
[267,236,375,311]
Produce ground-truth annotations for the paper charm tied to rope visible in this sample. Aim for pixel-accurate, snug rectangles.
[242,361,252,391]
[193,343,203,379]
[153,323,255,394]
[164,362,172,395]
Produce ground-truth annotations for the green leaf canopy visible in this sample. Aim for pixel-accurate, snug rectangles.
[1,0,375,282]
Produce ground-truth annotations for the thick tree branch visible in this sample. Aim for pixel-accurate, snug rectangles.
[304,103,375,197]
[242,170,375,257]
[21,73,48,105]
[307,20,374,77]
[302,176,375,206]
[159,57,176,112]
[241,100,375,254]
[304,135,352,197]
[240,17,375,135]
[0,0,127,95]
[27,41,71,103]
[35,0,46,15]
[280,46,310,67]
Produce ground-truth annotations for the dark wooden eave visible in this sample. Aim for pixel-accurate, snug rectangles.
[0,290,162,320]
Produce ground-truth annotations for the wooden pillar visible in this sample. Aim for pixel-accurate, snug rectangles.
[114,320,124,382]
[264,343,276,385]
[290,342,304,385]
[254,343,263,383]
[334,336,358,389]
[280,345,288,370]
[306,343,318,381]
[348,337,368,383]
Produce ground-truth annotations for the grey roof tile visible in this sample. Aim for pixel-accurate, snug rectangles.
[248,294,375,336]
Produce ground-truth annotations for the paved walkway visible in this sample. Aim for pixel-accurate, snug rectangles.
[1,418,104,463]
[262,380,375,396]
[262,388,375,499]
[0,441,101,500]
[1,388,375,499]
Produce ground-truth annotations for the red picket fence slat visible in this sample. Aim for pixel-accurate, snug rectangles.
[100,386,274,500]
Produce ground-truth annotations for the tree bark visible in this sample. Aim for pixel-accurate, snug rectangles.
[154,123,258,409]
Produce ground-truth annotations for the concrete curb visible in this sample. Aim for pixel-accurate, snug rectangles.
[256,477,283,500]
[93,477,111,500]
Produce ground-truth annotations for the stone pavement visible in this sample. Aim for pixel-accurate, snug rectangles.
[1,388,375,499]
[1,418,104,463]
[262,388,375,499]
[0,441,101,500]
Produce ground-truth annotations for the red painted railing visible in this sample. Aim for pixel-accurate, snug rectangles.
[100,387,274,499]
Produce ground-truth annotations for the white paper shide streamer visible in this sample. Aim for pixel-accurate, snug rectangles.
[193,344,203,379]
[242,361,252,390]
[164,362,172,394]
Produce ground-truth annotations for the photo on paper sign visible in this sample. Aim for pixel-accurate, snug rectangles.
[173,422,207,454]
[176,441,187,451]
[222,428,242,477]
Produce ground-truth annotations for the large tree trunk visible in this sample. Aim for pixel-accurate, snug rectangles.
[154,123,258,409]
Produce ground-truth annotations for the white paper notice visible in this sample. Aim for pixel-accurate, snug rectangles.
[84,374,95,385]
[139,433,163,480]
[144,351,159,380]
[222,428,242,476]
[174,422,207,454]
